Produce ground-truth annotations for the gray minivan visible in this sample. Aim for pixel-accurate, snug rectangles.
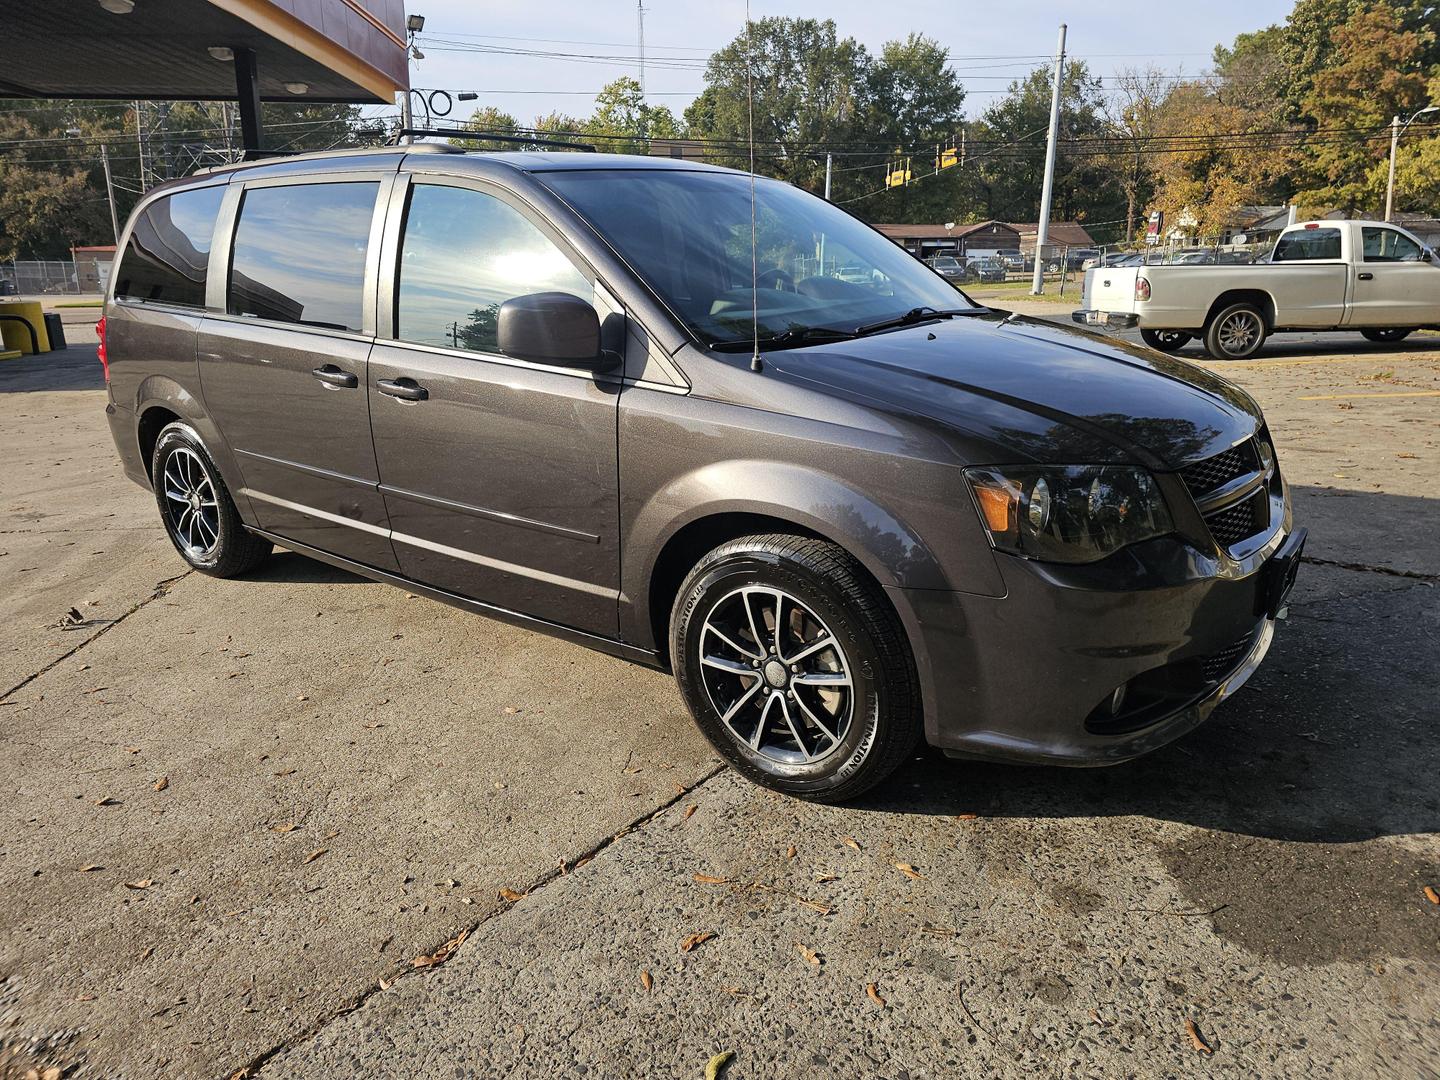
[102,145,1304,801]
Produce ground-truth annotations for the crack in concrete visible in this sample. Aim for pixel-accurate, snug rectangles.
[0,570,192,704]
[226,762,726,1080]
[1299,555,1439,583]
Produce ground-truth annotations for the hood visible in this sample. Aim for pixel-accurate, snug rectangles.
[771,311,1263,470]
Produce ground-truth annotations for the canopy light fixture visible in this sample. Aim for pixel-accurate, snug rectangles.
[207,46,234,61]
[98,0,135,12]
[284,82,309,95]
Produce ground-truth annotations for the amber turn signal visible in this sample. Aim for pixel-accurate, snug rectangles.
[972,483,1015,533]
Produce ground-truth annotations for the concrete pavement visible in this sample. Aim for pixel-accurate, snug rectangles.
[1,336,1437,1079]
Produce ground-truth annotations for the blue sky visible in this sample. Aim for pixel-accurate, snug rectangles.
[390,0,1297,126]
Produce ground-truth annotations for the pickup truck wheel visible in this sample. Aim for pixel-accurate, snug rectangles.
[671,534,921,803]
[1204,303,1267,360]
[1360,327,1414,343]
[1140,329,1192,352]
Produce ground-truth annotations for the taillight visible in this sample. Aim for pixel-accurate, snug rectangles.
[1135,276,1151,302]
[96,315,109,383]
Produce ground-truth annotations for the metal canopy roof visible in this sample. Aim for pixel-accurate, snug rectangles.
[0,0,407,103]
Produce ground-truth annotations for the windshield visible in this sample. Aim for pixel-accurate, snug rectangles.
[540,169,976,347]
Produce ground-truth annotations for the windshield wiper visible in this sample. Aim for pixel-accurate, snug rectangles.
[852,306,982,337]
[710,326,858,352]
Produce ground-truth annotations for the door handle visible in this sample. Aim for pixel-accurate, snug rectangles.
[312,364,358,389]
[376,377,429,401]
[1357,272,1374,280]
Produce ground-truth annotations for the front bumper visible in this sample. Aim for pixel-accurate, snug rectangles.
[1072,308,1138,329]
[888,525,1304,766]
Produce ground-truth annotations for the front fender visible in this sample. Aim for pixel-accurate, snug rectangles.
[622,458,1006,648]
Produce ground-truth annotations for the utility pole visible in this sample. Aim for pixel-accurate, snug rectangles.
[637,0,647,98]
[1385,113,1400,222]
[99,143,120,244]
[819,152,833,275]
[1030,23,1067,295]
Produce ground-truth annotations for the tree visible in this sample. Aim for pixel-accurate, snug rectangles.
[1104,68,1168,244]
[456,105,521,150]
[970,61,1123,230]
[585,77,680,153]
[684,18,871,194]
[1294,1,1435,213]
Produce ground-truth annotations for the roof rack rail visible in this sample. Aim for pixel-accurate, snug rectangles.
[388,127,598,153]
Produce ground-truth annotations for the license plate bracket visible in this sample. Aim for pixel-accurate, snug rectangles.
[1257,527,1306,620]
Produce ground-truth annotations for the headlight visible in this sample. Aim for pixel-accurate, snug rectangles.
[964,465,1174,563]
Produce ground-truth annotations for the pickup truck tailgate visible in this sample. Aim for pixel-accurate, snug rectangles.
[1083,266,1140,313]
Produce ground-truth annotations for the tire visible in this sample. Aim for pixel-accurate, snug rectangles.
[1360,327,1414,343]
[1141,328,1192,352]
[151,422,271,577]
[670,534,921,803]
[1203,302,1268,360]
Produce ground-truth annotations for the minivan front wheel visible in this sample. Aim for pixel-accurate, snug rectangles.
[671,535,921,802]
[151,422,271,577]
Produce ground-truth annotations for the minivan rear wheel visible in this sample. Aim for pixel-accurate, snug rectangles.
[151,422,271,577]
[671,534,921,802]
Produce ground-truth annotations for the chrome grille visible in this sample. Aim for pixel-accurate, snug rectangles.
[1180,439,1271,550]
[1181,441,1259,497]
[1201,631,1255,683]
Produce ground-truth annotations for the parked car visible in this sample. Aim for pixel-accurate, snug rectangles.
[1046,248,1098,272]
[966,256,1008,283]
[0,276,16,296]
[1082,251,1139,271]
[1076,219,1440,358]
[925,254,972,283]
[995,249,1024,271]
[102,146,1305,801]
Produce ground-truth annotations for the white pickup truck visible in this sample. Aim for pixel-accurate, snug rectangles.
[1073,219,1440,359]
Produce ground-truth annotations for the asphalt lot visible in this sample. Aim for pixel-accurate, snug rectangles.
[1,315,1437,1079]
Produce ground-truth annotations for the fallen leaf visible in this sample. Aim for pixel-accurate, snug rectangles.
[1424,885,1439,905]
[673,782,686,795]
[785,845,797,859]
[894,862,923,880]
[956,813,979,821]
[815,873,838,883]
[920,925,957,938]
[680,931,715,952]
[94,796,120,807]
[683,804,697,820]
[153,776,169,792]
[42,1067,62,1080]
[412,928,468,968]
[692,873,730,885]
[1088,1008,1103,1025]
[378,977,394,990]
[841,836,861,851]
[123,879,153,890]
[303,848,327,864]
[123,747,141,754]
[270,823,298,833]
[640,969,653,992]
[73,994,98,1003]
[498,887,524,903]
[274,768,296,777]
[795,898,833,915]
[1185,1019,1214,1054]
[704,1052,734,1080]
[795,943,821,966]
[866,982,886,1007]
[79,864,103,872]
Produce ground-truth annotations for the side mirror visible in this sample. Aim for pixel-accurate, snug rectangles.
[1422,249,1434,263]
[497,292,608,369]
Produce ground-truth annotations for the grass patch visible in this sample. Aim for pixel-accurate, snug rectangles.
[53,301,103,308]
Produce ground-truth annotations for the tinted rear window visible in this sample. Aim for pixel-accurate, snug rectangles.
[1272,228,1341,262]
[228,182,378,331]
[115,186,225,307]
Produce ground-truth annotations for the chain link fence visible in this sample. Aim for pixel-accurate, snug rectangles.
[0,257,113,296]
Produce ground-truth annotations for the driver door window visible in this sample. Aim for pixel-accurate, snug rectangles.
[396,184,591,355]
[1362,227,1423,262]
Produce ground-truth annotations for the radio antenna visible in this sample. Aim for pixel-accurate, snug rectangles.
[745,0,762,372]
